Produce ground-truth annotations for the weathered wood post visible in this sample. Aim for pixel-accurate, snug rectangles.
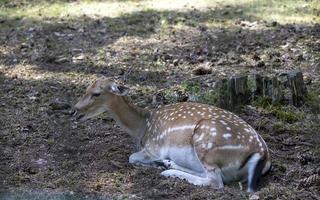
[227,75,250,110]
[216,78,229,109]
[287,69,307,107]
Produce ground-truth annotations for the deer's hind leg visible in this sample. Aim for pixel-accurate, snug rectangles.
[191,119,225,189]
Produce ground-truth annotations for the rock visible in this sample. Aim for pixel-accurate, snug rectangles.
[249,193,260,200]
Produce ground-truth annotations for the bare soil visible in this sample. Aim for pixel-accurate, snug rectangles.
[0,2,320,199]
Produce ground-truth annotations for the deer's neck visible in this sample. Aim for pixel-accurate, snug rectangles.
[108,96,150,145]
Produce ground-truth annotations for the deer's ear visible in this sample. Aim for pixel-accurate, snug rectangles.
[110,83,129,96]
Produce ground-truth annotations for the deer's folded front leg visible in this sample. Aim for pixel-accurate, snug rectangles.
[129,149,164,168]
[162,159,206,176]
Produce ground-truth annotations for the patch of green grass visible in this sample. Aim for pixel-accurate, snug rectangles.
[181,80,201,95]
[269,106,302,123]
[254,96,272,108]
[200,90,219,105]
[47,138,55,146]
[163,89,179,103]
[179,80,219,105]
[306,90,320,114]
[254,97,302,123]
[272,122,286,133]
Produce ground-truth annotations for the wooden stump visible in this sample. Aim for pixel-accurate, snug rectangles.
[271,76,284,103]
[254,74,263,96]
[254,75,283,103]
[287,70,307,107]
[214,69,306,109]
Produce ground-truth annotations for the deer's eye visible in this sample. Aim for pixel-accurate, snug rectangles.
[92,93,101,97]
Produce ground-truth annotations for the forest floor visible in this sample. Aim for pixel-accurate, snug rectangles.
[0,0,320,199]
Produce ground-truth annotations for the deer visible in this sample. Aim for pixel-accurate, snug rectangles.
[74,77,271,193]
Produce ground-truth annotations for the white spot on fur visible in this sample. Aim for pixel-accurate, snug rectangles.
[196,133,204,142]
[216,145,244,150]
[223,133,232,139]
[219,120,227,126]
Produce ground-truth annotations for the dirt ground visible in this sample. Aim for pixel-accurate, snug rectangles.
[1,1,320,199]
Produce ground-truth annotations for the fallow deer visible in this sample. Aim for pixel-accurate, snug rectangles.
[74,77,271,193]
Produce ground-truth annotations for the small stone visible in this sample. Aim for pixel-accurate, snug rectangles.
[25,166,38,174]
[235,9,243,14]
[72,54,85,61]
[222,11,229,15]
[35,158,47,166]
[49,99,71,110]
[192,66,212,75]
[54,56,68,64]
[271,21,278,27]
[173,59,179,66]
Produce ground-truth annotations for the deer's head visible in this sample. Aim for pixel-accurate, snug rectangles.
[74,77,129,121]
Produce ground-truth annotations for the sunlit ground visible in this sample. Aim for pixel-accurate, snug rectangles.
[0,0,319,27]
